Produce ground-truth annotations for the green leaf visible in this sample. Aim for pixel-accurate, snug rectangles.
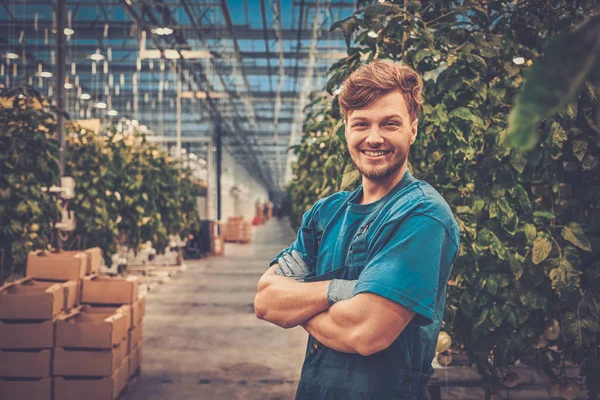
[509,151,527,174]
[491,184,505,198]
[473,307,489,330]
[532,235,553,264]
[524,223,537,245]
[456,205,472,214]
[533,211,554,220]
[490,305,503,327]
[340,164,360,191]
[449,107,482,126]
[549,257,580,295]
[477,228,507,260]
[415,48,433,65]
[519,291,547,310]
[509,184,532,214]
[582,154,599,171]
[572,138,588,161]
[561,222,592,251]
[486,278,498,295]
[465,53,487,73]
[505,13,600,150]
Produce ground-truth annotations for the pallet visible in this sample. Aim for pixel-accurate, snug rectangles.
[224,239,251,244]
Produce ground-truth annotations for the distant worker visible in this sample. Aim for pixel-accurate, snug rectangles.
[254,60,459,399]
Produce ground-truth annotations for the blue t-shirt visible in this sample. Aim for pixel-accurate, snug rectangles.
[273,171,460,398]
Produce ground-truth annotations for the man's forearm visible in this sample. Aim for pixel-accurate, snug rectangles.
[302,301,362,354]
[254,269,330,329]
[303,295,400,356]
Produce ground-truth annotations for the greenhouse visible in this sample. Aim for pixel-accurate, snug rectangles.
[0,0,599,399]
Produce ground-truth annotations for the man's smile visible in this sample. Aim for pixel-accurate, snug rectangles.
[360,149,392,159]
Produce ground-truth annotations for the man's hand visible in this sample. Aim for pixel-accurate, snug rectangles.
[274,250,312,281]
[326,279,357,305]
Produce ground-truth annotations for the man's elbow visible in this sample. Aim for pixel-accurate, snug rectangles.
[253,289,294,328]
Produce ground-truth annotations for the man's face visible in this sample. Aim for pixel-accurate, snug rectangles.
[345,90,418,182]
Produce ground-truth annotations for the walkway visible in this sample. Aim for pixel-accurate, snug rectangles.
[123,218,306,400]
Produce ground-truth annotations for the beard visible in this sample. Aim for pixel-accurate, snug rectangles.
[351,146,409,181]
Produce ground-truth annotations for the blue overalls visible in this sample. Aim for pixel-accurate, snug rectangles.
[273,171,460,400]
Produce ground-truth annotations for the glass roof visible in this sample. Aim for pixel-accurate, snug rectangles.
[0,0,356,191]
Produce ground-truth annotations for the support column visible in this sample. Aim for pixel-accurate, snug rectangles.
[215,119,222,221]
[176,63,182,159]
[56,0,66,251]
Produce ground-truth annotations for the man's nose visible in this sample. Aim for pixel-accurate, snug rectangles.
[365,127,384,146]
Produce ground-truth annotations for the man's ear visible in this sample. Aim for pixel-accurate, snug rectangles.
[410,119,418,145]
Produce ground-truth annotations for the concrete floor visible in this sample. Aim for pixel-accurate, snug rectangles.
[123,219,307,400]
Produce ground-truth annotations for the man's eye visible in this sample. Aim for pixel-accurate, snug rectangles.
[353,123,367,128]
[384,121,400,127]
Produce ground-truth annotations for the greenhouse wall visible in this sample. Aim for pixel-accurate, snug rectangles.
[215,151,268,222]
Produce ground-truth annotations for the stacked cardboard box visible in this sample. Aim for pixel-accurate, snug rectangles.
[0,248,145,400]
[81,275,145,389]
[54,305,131,400]
[223,217,252,243]
[0,278,79,400]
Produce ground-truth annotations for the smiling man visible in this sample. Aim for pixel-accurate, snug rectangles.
[254,60,460,400]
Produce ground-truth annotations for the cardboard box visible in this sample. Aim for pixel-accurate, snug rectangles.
[128,322,143,353]
[0,377,52,400]
[27,251,87,281]
[0,349,52,377]
[55,360,128,400]
[63,280,80,311]
[131,294,146,328]
[53,341,127,377]
[128,341,142,379]
[56,306,130,349]
[82,276,139,305]
[84,247,103,275]
[80,304,132,331]
[0,319,54,349]
[0,278,65,320]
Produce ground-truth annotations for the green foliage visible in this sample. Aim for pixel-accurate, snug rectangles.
[506,13,600,150]
[288,1,600,397]
[0,88,202,276]
[67,126,202,258]
[287,94,353,227]
[0,87,60,277]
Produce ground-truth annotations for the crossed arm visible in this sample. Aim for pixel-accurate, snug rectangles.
[254,266,415,356]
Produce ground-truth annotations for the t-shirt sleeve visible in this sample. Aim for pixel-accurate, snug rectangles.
[353,214,457,326]
[269,201,321,270]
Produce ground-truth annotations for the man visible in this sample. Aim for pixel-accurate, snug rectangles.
[254,60,460,400]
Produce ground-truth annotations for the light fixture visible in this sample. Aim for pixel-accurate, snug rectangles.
[88,53,105,61]
[64,82,73,89]
[107,109,118,116]
[64,28,74,36]
[94,102,107,109]
[153,27,173,36]
[367,31,378,38]
[5,52,19,60]
[181,149,187,154]
[36,71,53,78]
[512,57,525,65]
[80,93,91,100]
